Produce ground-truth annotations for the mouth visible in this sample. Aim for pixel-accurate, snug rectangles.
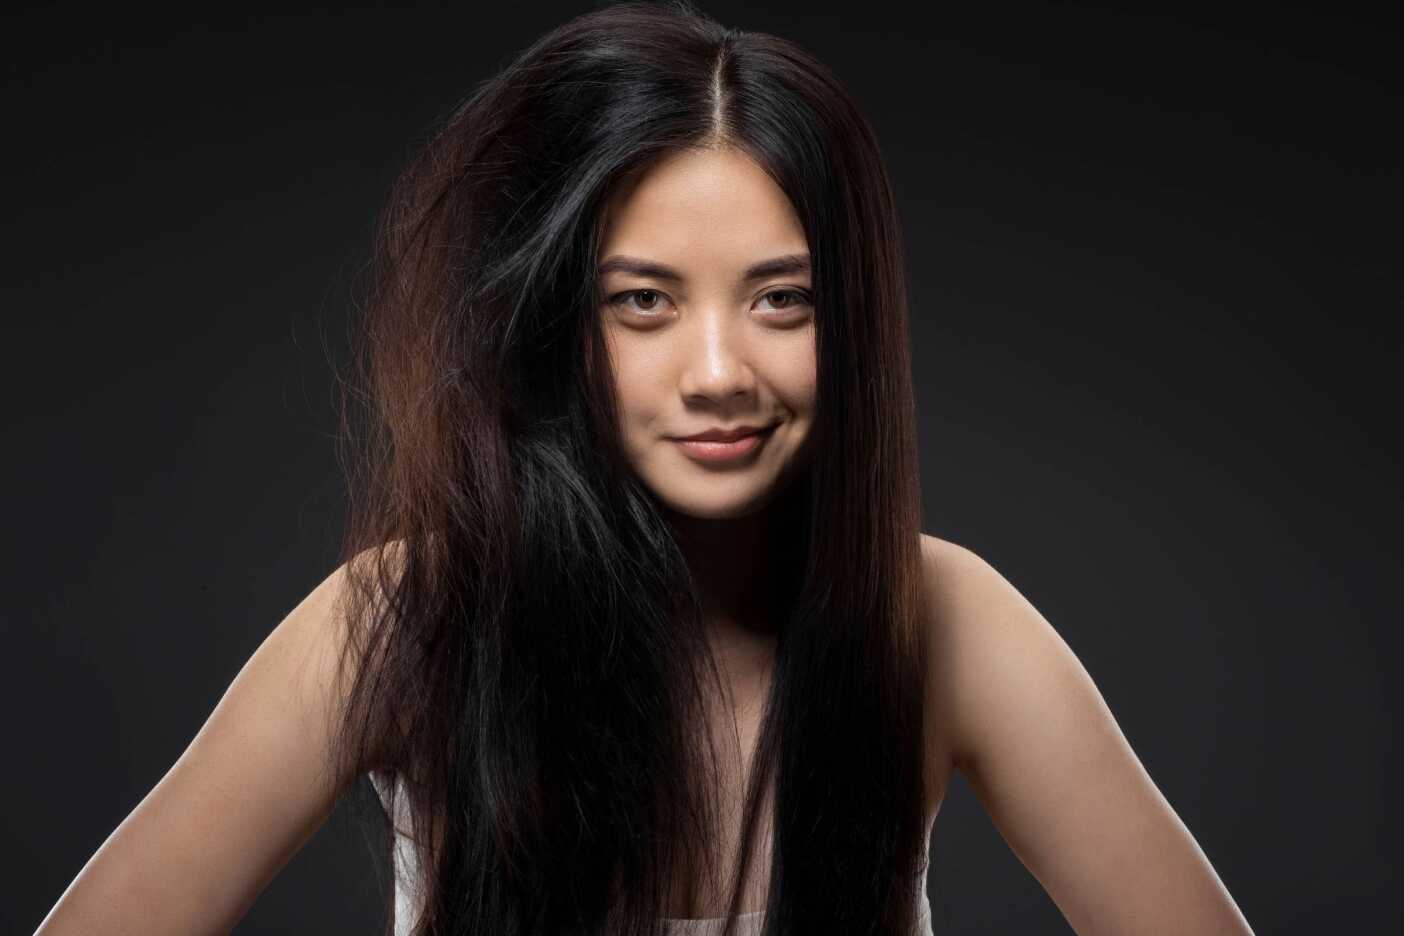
[671,424,777,464]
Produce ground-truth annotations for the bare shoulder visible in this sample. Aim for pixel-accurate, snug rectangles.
[916,531,983,758]
[35,541,409,935]
[917,532,1084,771]
[915,533,1256,934]
[916,533,970,812]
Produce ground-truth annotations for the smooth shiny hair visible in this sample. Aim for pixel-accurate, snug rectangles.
[328,3,929,934]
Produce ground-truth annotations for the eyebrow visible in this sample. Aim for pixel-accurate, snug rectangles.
[596,252,811,284]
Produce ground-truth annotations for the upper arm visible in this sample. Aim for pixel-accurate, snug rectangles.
[36,550,391,936]
[920,535,1254,936]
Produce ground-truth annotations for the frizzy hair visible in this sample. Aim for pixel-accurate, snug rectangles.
[325,2,930,935]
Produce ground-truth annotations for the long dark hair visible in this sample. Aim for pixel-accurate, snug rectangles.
[327,2,929,934]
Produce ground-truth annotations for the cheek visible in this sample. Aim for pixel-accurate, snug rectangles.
[767,331,818,415]
[602,329,665,425]
[796,348,818,408]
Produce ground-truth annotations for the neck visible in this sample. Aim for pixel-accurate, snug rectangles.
[662,504,780,689]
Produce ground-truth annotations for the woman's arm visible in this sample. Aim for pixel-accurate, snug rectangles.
[920,535,1255,936]
[34,555,376,936]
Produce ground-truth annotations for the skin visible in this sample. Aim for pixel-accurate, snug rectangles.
[919,537,1255,933]
[595,144,818,916]
[35,144,1255,935]
[595,143,1254,931]
[594,143,817,699]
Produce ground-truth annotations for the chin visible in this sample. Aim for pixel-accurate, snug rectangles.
[648,482,777,522]
[669,501,766,521]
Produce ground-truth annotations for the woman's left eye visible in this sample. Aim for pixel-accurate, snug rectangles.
[758,288,813,313]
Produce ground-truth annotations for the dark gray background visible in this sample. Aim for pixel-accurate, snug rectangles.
[6,2,1397,933]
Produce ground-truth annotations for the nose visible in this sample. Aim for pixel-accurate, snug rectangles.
[677,307,758,408]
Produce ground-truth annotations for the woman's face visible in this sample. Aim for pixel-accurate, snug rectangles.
[596,145,817,521]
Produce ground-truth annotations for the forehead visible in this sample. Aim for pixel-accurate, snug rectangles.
[597,146,807,263]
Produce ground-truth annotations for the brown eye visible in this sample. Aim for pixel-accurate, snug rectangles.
[607,289,670,316]
[758,288,814,317]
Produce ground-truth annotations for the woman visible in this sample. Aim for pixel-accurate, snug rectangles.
[36,2,1255,935]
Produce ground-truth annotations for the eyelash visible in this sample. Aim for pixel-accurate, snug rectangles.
[604,287,814,319]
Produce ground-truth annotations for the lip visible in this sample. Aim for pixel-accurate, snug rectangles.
[672,424,777,464]
[673,424,773,442]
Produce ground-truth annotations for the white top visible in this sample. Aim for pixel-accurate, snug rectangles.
[659,891,934,936]
[369,770,935,936]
